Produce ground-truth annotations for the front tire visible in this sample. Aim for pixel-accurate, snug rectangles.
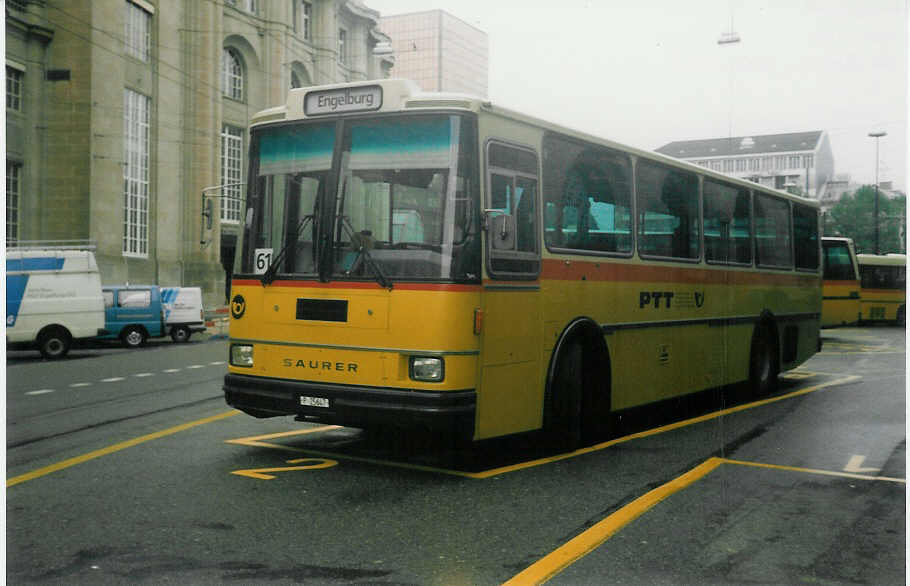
[121,326,147,348]
[37,327,72,360]
[547,341,584,452]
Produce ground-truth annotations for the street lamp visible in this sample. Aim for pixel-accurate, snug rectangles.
[868,131,887,254]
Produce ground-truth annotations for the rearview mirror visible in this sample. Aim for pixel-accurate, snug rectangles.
[490,214,515,250]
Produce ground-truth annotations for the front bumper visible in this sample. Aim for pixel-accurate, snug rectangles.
[223,373,475,438]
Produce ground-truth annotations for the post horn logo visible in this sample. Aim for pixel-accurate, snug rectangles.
[231,294,246,319]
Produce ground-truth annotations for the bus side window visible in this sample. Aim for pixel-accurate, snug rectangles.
[704,180,752,265]
[754,193,792,268]
[542,134,632,255]
[793,203,819,270]
[486,142,540,278]
[637,161,699,260]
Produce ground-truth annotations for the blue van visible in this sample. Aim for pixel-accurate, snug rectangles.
[100,285,165,347]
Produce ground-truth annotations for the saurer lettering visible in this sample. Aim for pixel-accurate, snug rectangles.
[282,358,358,372]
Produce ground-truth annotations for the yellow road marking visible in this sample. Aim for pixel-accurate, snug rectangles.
[231,457,339,479]
[225,375,861,480]
[7,410,241,488]
[723,457,906,484]
[504,457,725,585]
[505,454,905,584]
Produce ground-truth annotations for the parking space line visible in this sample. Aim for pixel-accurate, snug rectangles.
[7,410,240,488]
[504,455,905,584]
[223,374,862,481]
[472,373,861,479]
[723,457,906,484]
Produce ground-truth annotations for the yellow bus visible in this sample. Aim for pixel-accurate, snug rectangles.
[821,237,860,327]
[223,79,822,447]
[857,253,906,325]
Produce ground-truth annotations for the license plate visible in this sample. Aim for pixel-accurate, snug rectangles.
[299,395,329,408]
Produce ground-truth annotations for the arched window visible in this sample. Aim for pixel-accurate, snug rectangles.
[291,71,302,89]
[222,48,243,101]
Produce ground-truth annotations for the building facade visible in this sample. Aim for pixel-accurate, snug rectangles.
[379,9,488,97]
[655,131,835,199]
[6,0,393,307]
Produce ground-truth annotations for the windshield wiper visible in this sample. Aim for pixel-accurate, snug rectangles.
[338,216,393,290]
[261,215,313,285]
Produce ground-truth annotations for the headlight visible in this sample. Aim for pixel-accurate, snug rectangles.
[230,344,254,367]
[409,356,444,382]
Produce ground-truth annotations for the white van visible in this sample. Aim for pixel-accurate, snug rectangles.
[160,286,207,342]
[6,247,106,358]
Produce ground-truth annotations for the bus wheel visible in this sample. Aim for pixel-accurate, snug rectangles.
[749,325,778,396]
[121,326,147,348]
[38,327,71,360]
[548,340,584,452]
[170,326,191,343]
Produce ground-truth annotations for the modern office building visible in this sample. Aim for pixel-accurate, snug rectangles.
[6,0,394,307]
[379,9,488,97]
[655,131,835,199]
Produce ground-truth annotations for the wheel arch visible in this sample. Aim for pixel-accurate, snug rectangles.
[36,324,72,343]
[543,316,612,425]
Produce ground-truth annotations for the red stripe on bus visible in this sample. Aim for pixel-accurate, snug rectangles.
[231,279,481,293]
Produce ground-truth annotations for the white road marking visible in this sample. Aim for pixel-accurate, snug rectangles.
[25,389,55,396]
[162,369,181,373]
[69,382,91,388]
[186,365,204,369]
[844,454,879,474]
[209,361,226,365]
[101,377,126,383]
[134,373,154,377]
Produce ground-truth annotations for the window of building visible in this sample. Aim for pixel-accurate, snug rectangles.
[735,158,747,172]
[123,88,150,257]
[749,158,760,171]
[125,1,151,63]
[754,193,791,268]
[7,161,21,244]
[723,159,734,172]
[804,154,814,168]
[225,0,257,12]
[788,155,801,168]
[704,179,751,265]
[222,48,243,101]
[542,134,632,255]
[301,1,312,40]
[6,66,23,111]
[338,29,348,64]
[221,124,243,223]
[637,161,699,260]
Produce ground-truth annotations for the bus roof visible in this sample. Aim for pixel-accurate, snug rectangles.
[251,78,818,208]
[856,253,907,266]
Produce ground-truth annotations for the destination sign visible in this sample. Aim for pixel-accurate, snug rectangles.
[304,85,382,116]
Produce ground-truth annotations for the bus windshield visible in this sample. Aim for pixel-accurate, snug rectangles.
[244,114,479,284]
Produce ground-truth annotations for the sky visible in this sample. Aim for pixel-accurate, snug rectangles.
[365,0,908,192]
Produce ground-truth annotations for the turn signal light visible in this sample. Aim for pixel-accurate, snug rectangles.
[473,308,483,335]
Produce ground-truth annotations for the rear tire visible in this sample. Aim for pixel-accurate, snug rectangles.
[749,324,778,397]
[170,326,191,343]
[37,327,71,360]
[121,326,147,348]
